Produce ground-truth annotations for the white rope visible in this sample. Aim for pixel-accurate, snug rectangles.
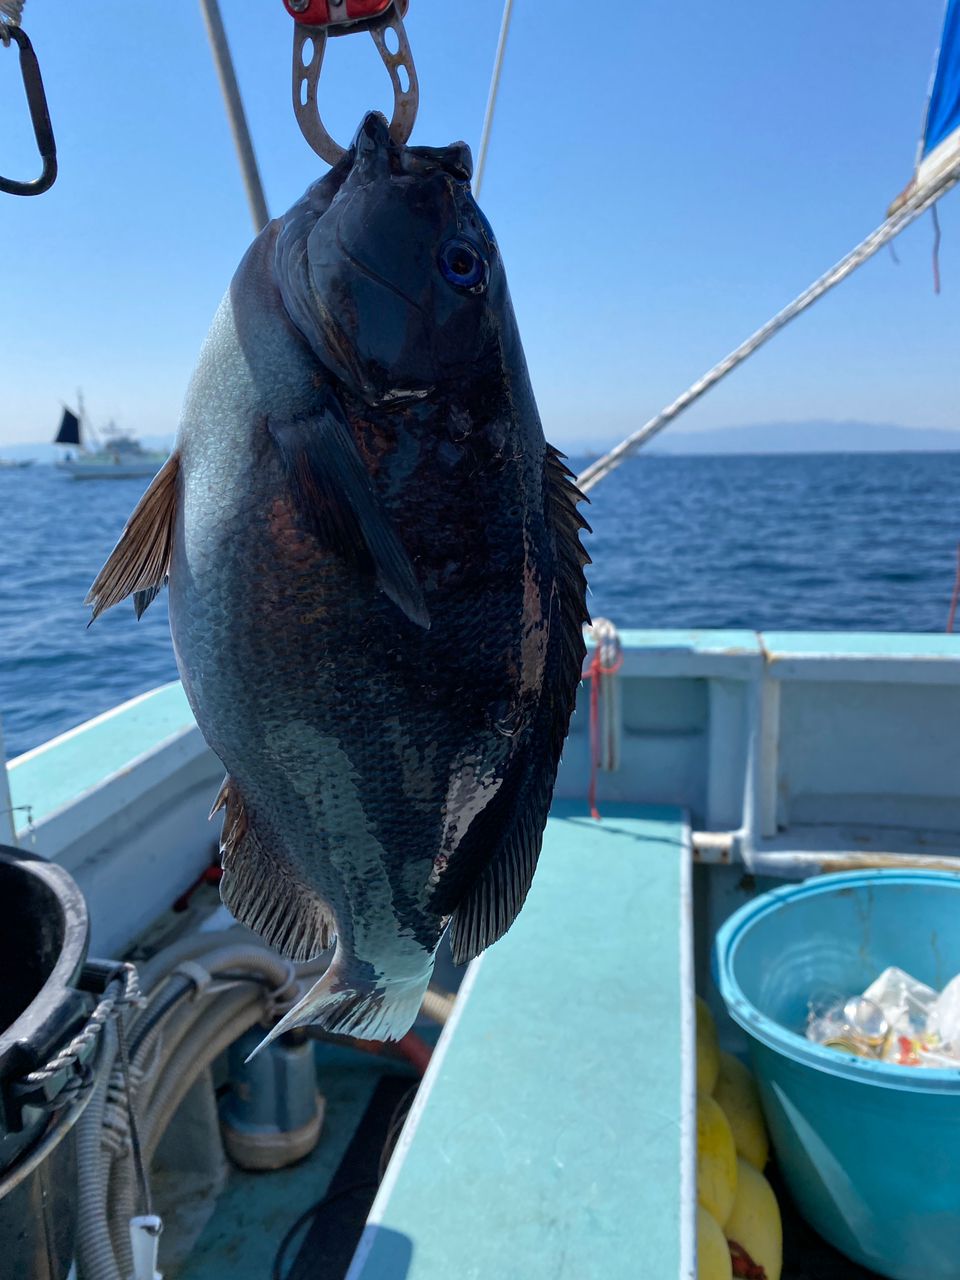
[0,0,24,27]
[577,160,960,495]
[198,0,270,233]
[0,0,23,44]
[585,618,622,772]
[474,0,514,200]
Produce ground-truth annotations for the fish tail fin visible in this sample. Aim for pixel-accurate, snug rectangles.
[247,947,432,1060]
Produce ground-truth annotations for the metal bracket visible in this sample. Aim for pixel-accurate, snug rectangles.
[291,3,418,164]
[0,25,57,197]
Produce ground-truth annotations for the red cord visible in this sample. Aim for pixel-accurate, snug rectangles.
[172,864,223,912]
[395,1030,433,1075]
[728,1241,767,1279]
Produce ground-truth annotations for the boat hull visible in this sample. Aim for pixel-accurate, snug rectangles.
[56,458,165,480]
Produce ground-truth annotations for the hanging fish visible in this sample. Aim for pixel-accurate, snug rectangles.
[87,112,590,1050]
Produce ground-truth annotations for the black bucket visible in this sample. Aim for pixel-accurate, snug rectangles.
[0,844,107,1280]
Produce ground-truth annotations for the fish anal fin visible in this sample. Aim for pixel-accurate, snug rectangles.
[268,392,429,630]
[213,775,336,962]
[86,452,180,621]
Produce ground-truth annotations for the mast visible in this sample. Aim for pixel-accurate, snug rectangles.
[198,0,270,233]
[78,388,99,451]
[474,0,514,200]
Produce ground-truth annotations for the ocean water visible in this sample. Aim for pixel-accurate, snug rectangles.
[1,452,958,759]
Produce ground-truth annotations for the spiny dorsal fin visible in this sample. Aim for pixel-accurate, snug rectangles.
[213,775,337,963]
[85,452,180,621]
[446,444,591,966]
[447,804,544,966]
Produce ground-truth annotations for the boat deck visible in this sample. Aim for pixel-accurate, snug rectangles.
[168,801,694,1280]
[350,801,694,1280]
[5,631,956,1277]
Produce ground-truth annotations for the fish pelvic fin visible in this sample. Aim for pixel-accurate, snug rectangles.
[268,391,429,630]
[213,775,336,963]
[85,452,180,622]
[446,445,591,967]
[247,947,432,1059]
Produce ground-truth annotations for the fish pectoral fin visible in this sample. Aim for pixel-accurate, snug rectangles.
[213,775,336,962]
[85,452,180,622]
[268,392,429,629]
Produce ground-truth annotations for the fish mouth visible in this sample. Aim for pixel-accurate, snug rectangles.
[275,113,486,408]
[350,110,473,184]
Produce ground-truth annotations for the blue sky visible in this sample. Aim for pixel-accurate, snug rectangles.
[0,1,957,449]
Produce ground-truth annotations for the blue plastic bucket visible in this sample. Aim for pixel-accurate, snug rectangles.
[713,871,960,1280]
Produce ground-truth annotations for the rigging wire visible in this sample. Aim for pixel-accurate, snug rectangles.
[198,0,270,233]
[474,0,514,200]
[577,164,960,496]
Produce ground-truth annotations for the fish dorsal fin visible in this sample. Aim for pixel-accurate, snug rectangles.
[85,452,180,621]
[446,795,545,967]
[212,775,337,962]
[269,391,429,629]
[445,445,591,965]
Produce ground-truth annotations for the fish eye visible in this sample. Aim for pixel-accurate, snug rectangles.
[438,238,488,292]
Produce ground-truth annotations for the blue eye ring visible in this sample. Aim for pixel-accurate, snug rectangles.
[438,237,488,292]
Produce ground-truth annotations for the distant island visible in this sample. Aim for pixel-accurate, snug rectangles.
[636,420,960,455]
[4,421,960,462]
[567,420,960,458]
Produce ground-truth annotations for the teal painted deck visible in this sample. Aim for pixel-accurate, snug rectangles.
[7,682,194,828]
[762,632,960,660]
[349,801,694,1280]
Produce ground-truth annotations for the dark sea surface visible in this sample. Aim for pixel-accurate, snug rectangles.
[1,452,958,759]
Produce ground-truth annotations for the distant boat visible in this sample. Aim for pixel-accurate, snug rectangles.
[0,458,35,470]
[53,400,168,480]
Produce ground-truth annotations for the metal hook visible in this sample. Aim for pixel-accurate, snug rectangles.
[291,3,418,165]
[0,24,57,196]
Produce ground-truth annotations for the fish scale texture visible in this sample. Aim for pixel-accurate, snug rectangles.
[93,112,589,1042]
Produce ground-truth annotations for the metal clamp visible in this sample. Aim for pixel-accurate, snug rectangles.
[287,0,418,164]
[0,24,57,196]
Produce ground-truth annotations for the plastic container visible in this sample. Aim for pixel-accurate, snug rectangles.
[713,870,960,1280]
[220,1027,324,1169]
[0,844,100,1280]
